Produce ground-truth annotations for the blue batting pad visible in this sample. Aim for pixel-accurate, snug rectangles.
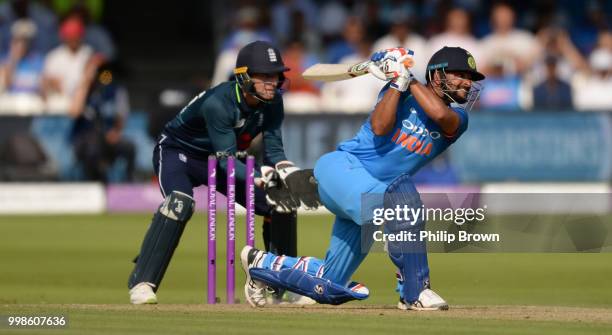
[250,268,369,305]
[384,173,430,303]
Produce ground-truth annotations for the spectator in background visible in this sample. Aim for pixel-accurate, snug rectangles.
[573,47,612,111]
[372,11,427,81]
[271,0,318,47]
[532,55,573,110]
[282,37,319,94]
[378,0,417,27]
[0,19,44,94]
[69,59,135,182]
[531,27,589,84]
[326,16,364,64]
[569,0,611,54]
[65,4,116,60]
[480,2,539,76]
[42,16,94,106]
[320,37,386,113]
[285,9,320,54]
[353,0,387,42]
[427,8,483,68]
[52,0,104,22]
[281,37,321,113]
[478,59,526,111]
[211,6,272,86]
[317,1,348,44]
[0,0,59,54]
[596,30,612,52]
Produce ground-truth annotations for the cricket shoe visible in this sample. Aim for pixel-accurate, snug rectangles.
[240,245,267,307]
[129,282,158,304]
[397,289,449,311]
[281,291,317,305]
[268,289,316,305]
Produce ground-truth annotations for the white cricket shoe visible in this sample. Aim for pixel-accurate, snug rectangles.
[129,282,158,304]
[240,246,317,306]
[240,245,267,307]
[279,291,317,305]
[397,289,449,311]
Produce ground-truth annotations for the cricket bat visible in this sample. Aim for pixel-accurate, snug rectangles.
[302,58,414,82]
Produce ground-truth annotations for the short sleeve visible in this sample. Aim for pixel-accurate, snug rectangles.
[445,106,469,141]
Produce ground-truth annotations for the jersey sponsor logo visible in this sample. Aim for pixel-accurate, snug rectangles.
[401,119,441,140]
[179,153,187,163]
[267,48,278,62]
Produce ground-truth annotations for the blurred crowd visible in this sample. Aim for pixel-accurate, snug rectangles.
[0,0,116,114]
[0,0,132,183]
[1,0,612,183]
[213,0,612,113]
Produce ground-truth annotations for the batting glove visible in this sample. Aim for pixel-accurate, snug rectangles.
[389,64,415,92]
[370,47,415,81]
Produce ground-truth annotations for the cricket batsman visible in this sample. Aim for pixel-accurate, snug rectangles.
[128,40,316,304]
[241,46,485,310]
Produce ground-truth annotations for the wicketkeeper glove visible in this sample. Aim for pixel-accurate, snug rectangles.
[261,166,299,213]
[275,161,321,210]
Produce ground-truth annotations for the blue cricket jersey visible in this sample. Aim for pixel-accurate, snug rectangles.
[337,85,468,183]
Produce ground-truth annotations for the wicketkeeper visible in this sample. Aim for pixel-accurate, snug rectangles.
[128,40,317,304]
[242,46,485,310]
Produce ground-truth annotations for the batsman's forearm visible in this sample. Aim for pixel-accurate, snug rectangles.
[409,81,459,135]
[370,89,401,136]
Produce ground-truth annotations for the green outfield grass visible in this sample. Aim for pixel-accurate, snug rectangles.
[0,214,611,334]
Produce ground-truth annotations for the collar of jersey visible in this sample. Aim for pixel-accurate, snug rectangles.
[234,82,258,115]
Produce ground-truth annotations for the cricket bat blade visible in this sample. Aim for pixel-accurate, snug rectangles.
[302,60,378,82]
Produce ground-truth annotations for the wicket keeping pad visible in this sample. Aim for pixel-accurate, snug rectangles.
[249,268,369,305]
[128,191,195,289]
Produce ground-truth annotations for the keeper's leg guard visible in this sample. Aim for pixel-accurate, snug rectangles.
[249,268,369,305]
[128,191,195,290]
[265,211,297,257]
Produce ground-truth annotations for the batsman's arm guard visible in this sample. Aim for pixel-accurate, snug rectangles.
[249,268,369,305]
